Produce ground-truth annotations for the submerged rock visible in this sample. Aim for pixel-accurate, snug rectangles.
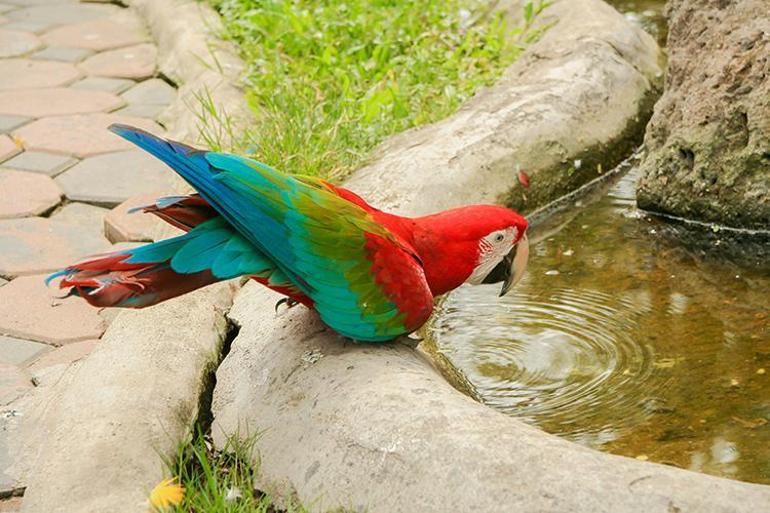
[637,0,770,229]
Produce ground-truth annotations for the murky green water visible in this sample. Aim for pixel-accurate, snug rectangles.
[428,167,770,485]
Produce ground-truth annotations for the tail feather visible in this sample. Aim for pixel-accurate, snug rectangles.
[130,194,218,232]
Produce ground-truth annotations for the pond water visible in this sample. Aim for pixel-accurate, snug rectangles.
[427,163,770,485]
[608,0,667,46]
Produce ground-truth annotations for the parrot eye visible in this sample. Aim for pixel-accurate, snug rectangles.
[495,234,505,242]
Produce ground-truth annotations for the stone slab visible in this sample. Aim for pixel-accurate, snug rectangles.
[1,151,76,177]
[0,364,31,406]
[0,335,50,366]
[0,169,61,218]
[70,76,134,94]
[0,88,124,117]
[0,29,40,58]
[0,116,30,134]
[0,202,111,276]
[56,150,176,206]
[115,103,164,119]
[42,19,146,51]
[31,46,92,63]
[1,20,49,34]
[13,113,161,158]
[104,193,165,242]
[79,43,156,80]
[0,59,81,90]
[0,274,106,345]
[27,339,97,375]
[0,135,20,162]
[6,4,116,26]
[121,78,174,105]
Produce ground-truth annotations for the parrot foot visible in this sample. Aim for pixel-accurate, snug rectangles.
[397,333,423,350]
[274,297,299,313]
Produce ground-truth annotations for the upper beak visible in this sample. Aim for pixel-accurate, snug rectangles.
[499,233,529,297]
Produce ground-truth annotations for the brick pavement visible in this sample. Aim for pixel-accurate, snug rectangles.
[0,0,177,500]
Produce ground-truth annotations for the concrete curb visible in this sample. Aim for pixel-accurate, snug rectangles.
[211,1,770,512]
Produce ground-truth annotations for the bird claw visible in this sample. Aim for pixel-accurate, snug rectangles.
[274,297,299,313]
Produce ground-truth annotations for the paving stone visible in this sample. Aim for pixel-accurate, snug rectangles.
[1,150,75,176]
[0,169,62,218]
[31,46,92,62]
[2,20,49,34]
[0,115,29,134]
[0,335,50,365]
[80,43,157,80]
[0,58,81,90]
[0,277,7,286]
[0,87,124,117]
[0,274,106,345]
[57,150,176,206]
[0,5,16,15]
[104,192,166,242]
[121,78,175,105]
[0,363,31,405]
[42,19,146,51]
[115,103,166,119]
[0,29,41,57]
[0,134,20,162]
[0,203,111,276]
[70,76,134,94]
[0,497,22,513]
[6,3,116,26]
[27,338,96,376]
[13,113,161,158]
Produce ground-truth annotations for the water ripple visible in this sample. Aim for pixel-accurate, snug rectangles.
[430,285,664,441]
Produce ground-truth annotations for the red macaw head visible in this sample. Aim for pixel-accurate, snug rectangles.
[409,205,530,297]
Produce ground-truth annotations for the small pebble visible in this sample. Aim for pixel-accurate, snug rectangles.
[563,249,574,256]
[635,455,649,461]
[730,378,740,387]
[545,270,560,276]
[757,368,766,375]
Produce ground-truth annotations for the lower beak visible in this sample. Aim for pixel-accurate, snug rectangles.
[499,233,529,297]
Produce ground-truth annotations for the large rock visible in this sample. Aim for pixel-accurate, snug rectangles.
[637,0,770,229]
[344,0,663,216]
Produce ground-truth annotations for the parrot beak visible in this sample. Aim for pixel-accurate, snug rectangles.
[496,233,530,297]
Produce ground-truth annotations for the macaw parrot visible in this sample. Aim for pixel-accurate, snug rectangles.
[48,125,529,342]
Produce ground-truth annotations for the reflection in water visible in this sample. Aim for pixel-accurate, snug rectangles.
[607,0,668,46]
[428,168,770,485]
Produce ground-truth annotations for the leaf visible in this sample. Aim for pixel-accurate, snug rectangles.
[518,169,530,188]
[523,1,534,24]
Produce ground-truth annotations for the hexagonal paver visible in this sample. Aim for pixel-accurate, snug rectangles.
[0,134,21,162]
[0,115,30,134]
[0,363,32,405]
[13,113,161,157]
[0,274,106,345]
[0,58,81,90]
[0,29,41,57]
[57,150,176,206]
[32,46,93,62]
[121,78,175,105]
[27,338,97,374]
[0,169,62,218]
[0,335,50,365]
[71,76,134,94]
[0,87,124,117]
[2,150,76,176]
[6,3,116,26]
[0,202,111,276]
[104,192,166,242]
[116,103,165,119]
[42,19,146,51]
[80,43,157,79]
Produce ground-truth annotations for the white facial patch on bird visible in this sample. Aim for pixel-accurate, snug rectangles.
[465,226,519,285]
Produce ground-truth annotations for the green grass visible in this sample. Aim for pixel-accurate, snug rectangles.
[164,432,308,512]
[210,0,543,179]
